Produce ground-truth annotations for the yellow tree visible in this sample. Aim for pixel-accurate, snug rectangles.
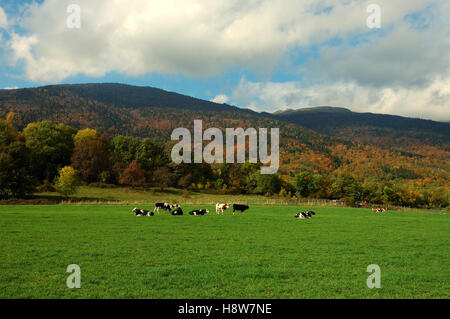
[74,128,98,144]
[54,166,80,196]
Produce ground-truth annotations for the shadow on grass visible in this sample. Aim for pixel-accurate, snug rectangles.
[0,194,115,205]
[0,187,188,205]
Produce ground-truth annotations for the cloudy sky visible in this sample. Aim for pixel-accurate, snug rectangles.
[0,0,449,121]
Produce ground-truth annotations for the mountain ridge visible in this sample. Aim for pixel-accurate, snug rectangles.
[0,83,448,185]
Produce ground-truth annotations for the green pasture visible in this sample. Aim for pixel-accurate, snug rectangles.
[0,204,448,298]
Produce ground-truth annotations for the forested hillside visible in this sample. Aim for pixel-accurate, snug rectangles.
[0,83,448,207]
[272,106,450,152]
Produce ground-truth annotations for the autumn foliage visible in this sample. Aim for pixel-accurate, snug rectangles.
[119,161,146,186]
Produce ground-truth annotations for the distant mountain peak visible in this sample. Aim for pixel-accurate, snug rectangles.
[273,106,351,115]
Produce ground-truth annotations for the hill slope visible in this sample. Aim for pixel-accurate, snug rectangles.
[272,106,450,153]
[0,83,340,176]
[0,83,448,185]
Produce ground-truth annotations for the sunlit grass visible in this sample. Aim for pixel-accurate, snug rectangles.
[0,205,448,298]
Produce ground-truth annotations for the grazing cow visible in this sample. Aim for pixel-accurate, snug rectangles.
[154,202,170,213]
[189,209,209,216]
[216,203,229,214]
[170,207,183,216]
[232,204,249,214]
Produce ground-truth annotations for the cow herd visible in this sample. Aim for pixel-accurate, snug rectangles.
[132,203,250,217]
[132,203,388,218]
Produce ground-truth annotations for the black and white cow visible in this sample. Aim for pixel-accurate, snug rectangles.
[132,207,144,216]
[132,208,154,216]
[232,204,249,214]
[170,207,183,215]
[154,202,170,213]
[155,202,181,213]
[189,209,209,216]
[294,212,312,219]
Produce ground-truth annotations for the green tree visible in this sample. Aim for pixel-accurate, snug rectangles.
[135,138,169,171]
[0,116,36,198]
[110,135,141,165]
[256,174,282,195]
[244,173,259,193]
[54,166,80,196]
[23,121,77,181]
[295,172,324,197]
[331,173,363,206]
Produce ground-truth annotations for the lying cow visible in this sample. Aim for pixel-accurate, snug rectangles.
[294,212,309,219]
[170,207,183,216]
[189,209,209,216]
[232,204,249,214]
[132,207,154,216]
[216,203,229,214]
[372,208,387,213]
[294,211,314,219]
[132,207,143,216]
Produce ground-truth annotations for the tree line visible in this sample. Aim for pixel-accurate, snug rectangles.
[0,113,447,208]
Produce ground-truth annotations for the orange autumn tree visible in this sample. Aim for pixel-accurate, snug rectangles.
[119,161,146,186]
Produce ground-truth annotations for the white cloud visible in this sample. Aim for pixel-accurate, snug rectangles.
[210,94,229,104]
[0,6,7,29]
[4,0,435,82]
[302,5,450,89]
[2,86,19,90]
[3,0,449,120]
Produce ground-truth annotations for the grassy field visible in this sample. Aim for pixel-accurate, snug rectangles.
[32,186,346,206]
[0,204,448,298]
